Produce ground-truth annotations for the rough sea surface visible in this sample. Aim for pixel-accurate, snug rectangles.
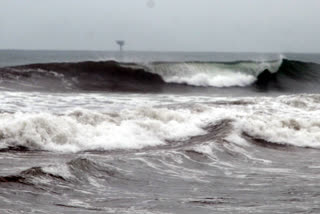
[0,50,320,213]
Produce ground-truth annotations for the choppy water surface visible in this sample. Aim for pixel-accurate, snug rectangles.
[0,92,319,213]
[1,51,320,213]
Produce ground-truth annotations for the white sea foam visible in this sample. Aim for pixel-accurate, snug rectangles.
[151,60,282,87]
[233,114,320,148]
[165,72,256,87]
[42,164,73,179]
[220,95,320,149]
[0,92,319,152]
[0,107,209,152]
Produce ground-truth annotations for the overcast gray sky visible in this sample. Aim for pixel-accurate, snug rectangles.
[0,0,319,52]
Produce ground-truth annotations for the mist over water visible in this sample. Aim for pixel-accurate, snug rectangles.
[1,50,320,213]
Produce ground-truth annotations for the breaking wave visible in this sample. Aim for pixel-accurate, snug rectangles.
[0,157,124,185]
[0,107,208,152]
[149,60,281,87]
[1,95,320,153]
[0,58,320,92]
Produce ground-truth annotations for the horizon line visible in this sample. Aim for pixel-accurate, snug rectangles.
[0,48,320,55]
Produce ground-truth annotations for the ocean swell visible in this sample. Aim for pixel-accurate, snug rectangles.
[0,58,320,92]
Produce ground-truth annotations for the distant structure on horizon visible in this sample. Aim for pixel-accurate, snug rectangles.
[116,40,125,52]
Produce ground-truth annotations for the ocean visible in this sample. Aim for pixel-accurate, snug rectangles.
[0,50,320,213]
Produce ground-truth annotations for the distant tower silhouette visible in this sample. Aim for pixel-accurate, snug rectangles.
[116,40,125,52]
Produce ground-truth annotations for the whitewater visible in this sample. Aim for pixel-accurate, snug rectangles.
[1,92,320,152]
[1,50,320,214]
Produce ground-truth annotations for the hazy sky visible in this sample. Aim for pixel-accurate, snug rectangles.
[0,0,319,52]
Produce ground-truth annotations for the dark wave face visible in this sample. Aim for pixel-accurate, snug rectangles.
[0,61,165,92]
[0,58,320,94]
[255,59,320,92]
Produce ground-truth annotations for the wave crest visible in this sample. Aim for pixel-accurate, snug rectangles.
[0,58,320,92]
[0,107,208,152]
[150,60,282,87]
